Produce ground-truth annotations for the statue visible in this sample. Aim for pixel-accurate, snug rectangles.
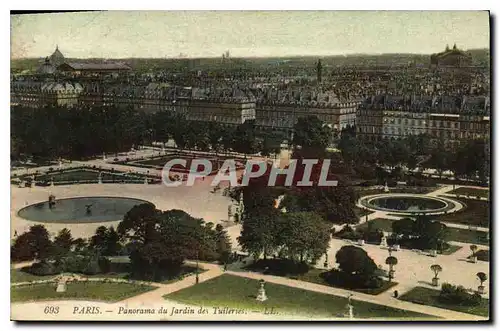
[256,279,268,302]
[345,293,354,319]
[384,182,389,193]
[98,172,102,184]
[48,194,56,209]
[380,234,388,247]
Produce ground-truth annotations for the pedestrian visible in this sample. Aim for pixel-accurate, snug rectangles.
[394,290,399,298]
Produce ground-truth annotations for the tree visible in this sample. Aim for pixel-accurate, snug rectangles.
[391,218,415,238]
[292,116,331,154]
[52,228,73,259]
[430,264,442,286]
[385,256,398,281]
[335,246,377,277]
[476,272,487,290]
[119,205,219,281]
[276,212,331,263]
[11,225,53,262]
[238,208,281,260]
[89,226,109,253]
[71,238,88,254]
[214,224,232,267]
[104,226,121,256]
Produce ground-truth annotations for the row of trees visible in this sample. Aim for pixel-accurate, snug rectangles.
[337,128,489,182]
[11,105,290,162]
[11,205,232,282]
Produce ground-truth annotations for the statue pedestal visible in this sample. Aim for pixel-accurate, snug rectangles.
[56,281,67,293]
[346,304,354,319]
[256,288,267,302]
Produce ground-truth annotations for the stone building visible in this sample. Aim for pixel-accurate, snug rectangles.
[430,44,473,69]
[356,94,490,144]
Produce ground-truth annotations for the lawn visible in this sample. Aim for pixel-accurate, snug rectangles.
[356,217,488,246]
[448,188,489,200]
[354,206,374,219]
[11,268,56,283]
[439,245,463,255]
[14,262,204,285]
[23,169,151,183]
[357,218,395,232]
[11,281,157,303]
[399,286,489,317]
[356,187,438,198]
[446,228,489,246]
[470,250,489,262]
[165,274,435,319]
[436,196,490,227]
[295,268,398,296]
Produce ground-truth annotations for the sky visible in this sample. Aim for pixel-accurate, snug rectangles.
[10,11,490,59]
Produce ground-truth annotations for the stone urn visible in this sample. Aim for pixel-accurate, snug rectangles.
[430,250,437,257]
[432,277,439,287]
[389,270,395,280]
[358,239,365,246]
[470,256,477,263]
[478,286,485,294]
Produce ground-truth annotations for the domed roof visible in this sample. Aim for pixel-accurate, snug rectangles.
[49,45,65,66]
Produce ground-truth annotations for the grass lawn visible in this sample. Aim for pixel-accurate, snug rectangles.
[446,228,489,246]
[357,218,395,232]
[11,281,157,303]
[436,196,490,228]
[14,261,204,285]
[470,250,489,262]
[294,268,398,295]
[11,268,56,283]
[25,169,150,183]
[356,187,437,198]
[356,217,488,246]
[399,286,489,317]
[165,274,434,319]
[448,188,489,200]
[354,206,374,218]
[439,245,463,255]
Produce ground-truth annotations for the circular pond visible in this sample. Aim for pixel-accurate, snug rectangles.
[18,197,153,223]
[359,194,456,215]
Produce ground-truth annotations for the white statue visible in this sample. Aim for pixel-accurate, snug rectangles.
[256,279,268,302]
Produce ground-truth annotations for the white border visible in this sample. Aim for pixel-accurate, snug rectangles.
[3,2,497,331]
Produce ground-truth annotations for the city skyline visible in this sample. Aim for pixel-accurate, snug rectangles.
[11,11,490,59]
